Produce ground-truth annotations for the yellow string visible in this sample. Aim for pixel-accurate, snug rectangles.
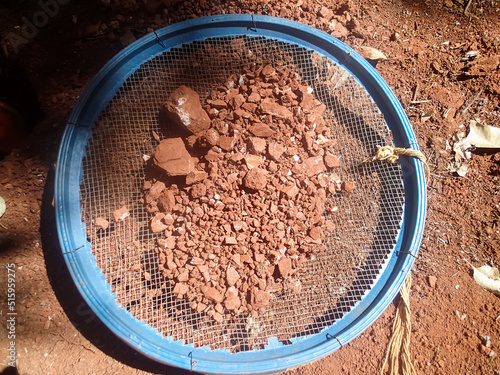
[380,273,416,375]
[365,146,424,374]
[365,146,430,180]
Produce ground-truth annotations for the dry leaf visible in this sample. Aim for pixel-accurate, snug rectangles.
[358,46,387,61]
[466,120,500,149]
[0,196,5,218]
[473,265,500,296]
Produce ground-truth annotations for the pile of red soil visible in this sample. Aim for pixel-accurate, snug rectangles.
[141,64,354,321]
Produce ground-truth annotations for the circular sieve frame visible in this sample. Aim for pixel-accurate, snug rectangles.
[55,14,426,375]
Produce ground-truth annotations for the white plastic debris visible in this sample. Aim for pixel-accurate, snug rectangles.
[473,265,500,296]
[0,196,5,218]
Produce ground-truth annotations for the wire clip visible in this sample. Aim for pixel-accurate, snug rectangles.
[154,30,166,48]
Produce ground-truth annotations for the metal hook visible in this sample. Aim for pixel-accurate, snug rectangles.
[335,336,343,348]
[154,30,166,48]
[189,351,198,372]
[249,14,257,32]
[396,250,417,258]
[62,245,84,254]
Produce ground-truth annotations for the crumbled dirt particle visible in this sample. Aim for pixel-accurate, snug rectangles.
[153,138,196,176]
[95,217,109,230]
[243,167,268,190]
[248,123,275,137]
[324,154,340,168]
[341,181,356,193]
[204,287,224,303]
[113,206,130,222]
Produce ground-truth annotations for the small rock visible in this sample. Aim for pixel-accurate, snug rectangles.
[319,6,333,20]
[119,29,136,46]
[278,258,292,278]
[190,183,207,199]
[213,312,223,323]
[260,99,293,119]
[245,154,265,169]
[268,142,285,161]
[186,171,208,185]
[151,213,168,233]
[480,344,492,356]
[163,85,211,135]
[226,267,240,286]
[113,206,130,222]
[249,123,275,137]
[206,99,227,109]
[225,237,237,245]
[145,181,166,203]
[218,136,236,151]
[153,138,196,176]
[203,128,220,146]
[281,184,299,198]
[428,275,437,289]
[243,168,268,190]
[303,155,327,177]
[331,22,349,39]
[232,94,245,108]
[325,220,335,231]
[196,302,207,313]
[309,227,323,240]
[172,282,189,297]
[95,217,109,230]
[224,294,241,310]
[324,154,340,168]
[177,269,189,282]
[252,288,271,309]
[489,350,497,361]
[248,137,267,154]
[300,92,316,113]
[261,65,275,77]
[204,287,224,303]
[341,181,356,193]
[248,92,261,103]
[232,221,244,232]
[157,190,176,212]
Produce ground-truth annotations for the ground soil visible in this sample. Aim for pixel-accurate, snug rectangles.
[0,0,499,374]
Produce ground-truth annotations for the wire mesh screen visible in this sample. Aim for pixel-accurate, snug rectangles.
[80,36,404,352]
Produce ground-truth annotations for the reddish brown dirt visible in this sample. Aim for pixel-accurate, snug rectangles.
[0,0,499,374]
[143,66,343,321]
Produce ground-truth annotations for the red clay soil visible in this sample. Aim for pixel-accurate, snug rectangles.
[0,0,499,374]
[142,66,344,321]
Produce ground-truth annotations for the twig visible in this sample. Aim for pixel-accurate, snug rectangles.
[410,100,430,104]
[456,88,483,118]
[464,0,473,14]
[412,84,420,102]
[464,0,479,19]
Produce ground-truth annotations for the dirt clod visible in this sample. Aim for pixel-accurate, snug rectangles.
[162,85,211,135]
[113,206,130,222]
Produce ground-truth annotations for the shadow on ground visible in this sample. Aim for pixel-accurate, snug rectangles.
[40,168,190,375]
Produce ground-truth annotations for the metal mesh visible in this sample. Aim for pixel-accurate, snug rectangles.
[80,36,404,352]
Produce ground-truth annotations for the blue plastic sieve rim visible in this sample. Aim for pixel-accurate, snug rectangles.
[55,14,426,375]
